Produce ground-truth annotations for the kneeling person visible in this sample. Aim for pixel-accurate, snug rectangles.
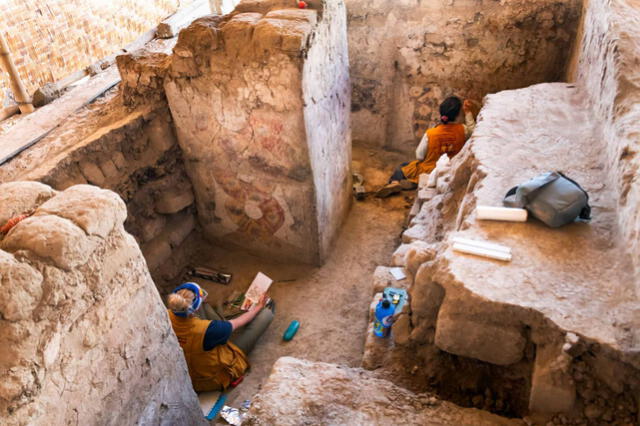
[377,96,476,197]
[167,282,274,391]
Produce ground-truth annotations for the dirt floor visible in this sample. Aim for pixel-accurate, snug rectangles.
[179,143,413,417]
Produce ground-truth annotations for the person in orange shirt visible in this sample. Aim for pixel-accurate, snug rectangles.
[167,282,274,391]
[376,96,476,198]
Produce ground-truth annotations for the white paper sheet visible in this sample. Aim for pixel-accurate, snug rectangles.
[389,267,406,280]
[241,272,273,310]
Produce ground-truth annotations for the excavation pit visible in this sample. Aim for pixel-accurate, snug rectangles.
[0,0,639,424]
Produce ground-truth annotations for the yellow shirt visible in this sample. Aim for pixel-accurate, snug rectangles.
[168,310,249,391]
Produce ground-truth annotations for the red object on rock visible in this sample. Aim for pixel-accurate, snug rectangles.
[0,213,31,235]
[230,376,244,387]
[298,1,307,8]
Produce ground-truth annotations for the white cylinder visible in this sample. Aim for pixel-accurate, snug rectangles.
[452,236,511,254]
[452,242,512,262]
[476,205,528,222]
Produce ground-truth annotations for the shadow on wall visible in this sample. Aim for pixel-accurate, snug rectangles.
[347,0,583,153]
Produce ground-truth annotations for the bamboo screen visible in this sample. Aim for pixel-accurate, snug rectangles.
[0,0,195,105]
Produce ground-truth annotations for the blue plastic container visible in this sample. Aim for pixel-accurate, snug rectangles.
[283,320,300,341]
[373,299,395,338]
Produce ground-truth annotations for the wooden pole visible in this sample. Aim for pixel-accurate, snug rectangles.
[0,32,35,114]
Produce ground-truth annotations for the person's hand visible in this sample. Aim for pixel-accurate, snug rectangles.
[250,294,269,312]
[463,100,473,113]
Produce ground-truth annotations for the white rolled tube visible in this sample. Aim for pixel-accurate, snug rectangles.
[452,242,512,262]
[476,205,527,222]
[452,237,511,254]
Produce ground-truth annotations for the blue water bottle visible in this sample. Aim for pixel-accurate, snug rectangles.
[373,299,395,337]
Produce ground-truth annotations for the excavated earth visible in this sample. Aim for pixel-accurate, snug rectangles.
[1,0,639,424]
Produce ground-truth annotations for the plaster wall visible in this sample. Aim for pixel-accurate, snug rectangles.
[346,0,582,152]
[0,182,204,426]
[164,0,351,264]
[302,0,352,260]
[573,0,640,287]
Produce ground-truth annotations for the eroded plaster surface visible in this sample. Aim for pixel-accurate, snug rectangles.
[164,0,351,264]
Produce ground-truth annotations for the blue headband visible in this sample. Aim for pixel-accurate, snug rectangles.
[171,282,203,317]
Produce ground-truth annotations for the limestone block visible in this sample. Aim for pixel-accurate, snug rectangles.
[1,215,97,271]
[434,300,526,365]
[79,161,106,186]
[436,178,450,195]
[99,159,119,181]
[409,264,444,343]
[147,115,177,153]
[36,185,127,238]
[392,244,411,266]
[222,13,264,57]
[427,170,437,188]
[0,250,43,321]
[418,187,437,203]
[112,151,127,171]
[142,237,172,271]
[155,188,195,214]
[529,343,575,414]
[407,199,421,225]
[116,50,172,107]
[393,304,412,346]
[254,10,315,53]
[0,181,57,225]
[402,223,428,244]
[405,241,437,278]
[361,322,391,370]
[418,172,430,190]
[167,212,196,248]
[139,214,167,242]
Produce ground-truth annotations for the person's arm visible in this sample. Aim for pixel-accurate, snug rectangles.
[462,100,476,140]
[229,294,268,331]
[416,132,429,161]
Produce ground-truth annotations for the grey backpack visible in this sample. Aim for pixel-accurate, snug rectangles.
[503,171,591,228]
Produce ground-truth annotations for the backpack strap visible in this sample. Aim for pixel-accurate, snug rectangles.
[503,185,520,207]
[557,171,592,221]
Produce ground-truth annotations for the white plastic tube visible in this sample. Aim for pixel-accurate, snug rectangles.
[452,236,511,254]
[452,242,512,262]
[476,206,527,222]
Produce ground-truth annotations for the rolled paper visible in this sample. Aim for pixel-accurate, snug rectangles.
[452,236,511,254]
[452,242,512,262]
[476,205,528,222]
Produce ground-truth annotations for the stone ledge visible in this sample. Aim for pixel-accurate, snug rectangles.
[399,82,640,418]
[246,357,522,425]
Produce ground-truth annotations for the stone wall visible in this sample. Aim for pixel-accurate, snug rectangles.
[0,99,197,290]
[572,0,640,289]
[346,0,582,152]
[0,182,204,425]
[368,81,640,423]
[164,0,351,264]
